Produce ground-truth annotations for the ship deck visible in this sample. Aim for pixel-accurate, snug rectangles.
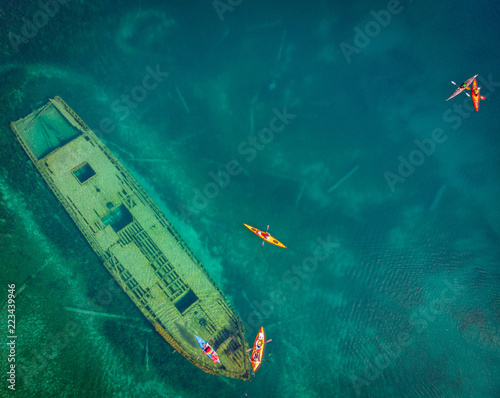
[10,97,252,380]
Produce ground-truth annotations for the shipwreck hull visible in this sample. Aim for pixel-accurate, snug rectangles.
[10,97,251,381]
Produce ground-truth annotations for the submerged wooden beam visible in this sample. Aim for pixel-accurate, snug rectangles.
[328,165,360,193]
[63,307,138,320]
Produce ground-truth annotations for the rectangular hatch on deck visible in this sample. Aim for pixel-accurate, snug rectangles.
[175,289,199,313]
[72,162,96,184]
[101,204,133,232]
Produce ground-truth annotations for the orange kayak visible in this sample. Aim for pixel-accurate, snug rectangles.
[471,78,484,112]
[243,223,287,248]
[250,327,266,372]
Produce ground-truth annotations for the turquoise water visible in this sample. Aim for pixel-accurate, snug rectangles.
[1,0,499,397]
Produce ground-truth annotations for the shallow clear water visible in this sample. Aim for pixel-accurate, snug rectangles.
[1,0,499,397]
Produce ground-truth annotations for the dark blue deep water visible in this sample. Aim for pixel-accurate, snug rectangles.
[1,0,499,397]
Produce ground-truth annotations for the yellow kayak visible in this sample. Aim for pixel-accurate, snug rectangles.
[243,223,287,248]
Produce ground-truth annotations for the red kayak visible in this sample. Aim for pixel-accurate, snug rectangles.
[470,78,485,111]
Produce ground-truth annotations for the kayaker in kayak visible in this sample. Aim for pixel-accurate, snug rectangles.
[202,342,220,363]
[257,225,273,245]
[249,327,271,373]
[196,335,221,364]
[256,331,264,348]
[470,78,486,111]
[253,332,264,356]
[446,74,478,101]
[259,231,271,240]
[243,223,287,248]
